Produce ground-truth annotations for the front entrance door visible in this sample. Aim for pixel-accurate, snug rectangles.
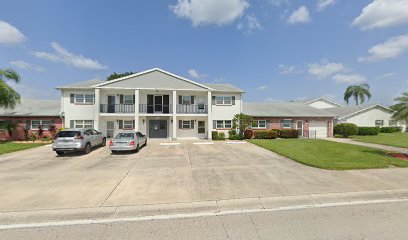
[107,96,115,113]
[149,120,167,138]
[107,121,115,138]
[296,120,304,137]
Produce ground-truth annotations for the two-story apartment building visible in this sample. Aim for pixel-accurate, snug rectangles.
[57,68,244,139]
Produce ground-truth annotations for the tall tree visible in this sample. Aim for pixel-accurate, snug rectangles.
[0,68,21,109]
[343,83,371,106]
[232,113,253,138]
[390,92,408,124]
[106,71,136,81]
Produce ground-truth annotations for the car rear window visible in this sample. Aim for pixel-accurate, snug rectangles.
[57,131,80,138]
[115,133,134,139]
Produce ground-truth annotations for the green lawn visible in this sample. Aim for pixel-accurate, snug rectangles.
[351,132,408,148]
[0,142,48,155]
[249,139,408,170]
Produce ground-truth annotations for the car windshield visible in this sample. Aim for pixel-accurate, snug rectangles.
[57,131,80,138]
[115,133,134,139]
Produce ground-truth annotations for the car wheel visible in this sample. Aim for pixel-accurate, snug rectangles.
[134,144,140,153]
[101,138,106,147]
[111,150,117,154]
[84,143,91,154]
[144,139,147,146]
[56,151,64,156]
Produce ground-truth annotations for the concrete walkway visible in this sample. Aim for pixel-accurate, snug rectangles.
[325,138,407,153]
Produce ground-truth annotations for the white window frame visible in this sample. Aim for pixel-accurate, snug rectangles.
[215,120,232,129]
[375,120,384,127]
[282,119,292,129]
[75,120,94,129]
[123,95,133,105]
[252,120,267,129]
[75,94,94,104]
[41,120,52,130]
[31,120,52,130]
[389,120,397,126]
[215,96,232,106]
[182,120,191,129]
[123,120,134,129]
[182,96,191,105]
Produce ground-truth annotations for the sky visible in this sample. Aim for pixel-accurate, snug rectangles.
[0,0,408,106]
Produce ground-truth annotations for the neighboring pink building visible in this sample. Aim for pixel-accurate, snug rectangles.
[0,99,62,141]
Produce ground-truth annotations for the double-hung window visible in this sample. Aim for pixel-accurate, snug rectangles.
[123,120,134,129]
[215,96,232,105]
[75,94,94,104]
[216,120,232,129]
[282,119,292,129]
[30,120,52,130]
[375,120,384,127]
[75,120,93,129]
[123,95,133,104]
[182,120,191,129]
[182,96,191,105]
[252,120,266,129]
[389,120,397,126]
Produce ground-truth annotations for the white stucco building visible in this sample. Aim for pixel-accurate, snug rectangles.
[57,68,244,139]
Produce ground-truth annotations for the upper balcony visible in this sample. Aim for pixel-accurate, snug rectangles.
[100,104,208,114]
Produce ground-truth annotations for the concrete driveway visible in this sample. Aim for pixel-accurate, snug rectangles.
[1,140,408,212]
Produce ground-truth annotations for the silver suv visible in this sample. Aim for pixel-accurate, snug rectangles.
[52,129,106,156]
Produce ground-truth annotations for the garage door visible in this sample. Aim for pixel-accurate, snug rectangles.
[309,121,328,138]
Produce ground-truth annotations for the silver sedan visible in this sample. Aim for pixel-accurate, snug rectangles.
[109,130,147,153]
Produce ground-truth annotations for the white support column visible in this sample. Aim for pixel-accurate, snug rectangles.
[172,90,177,140]
[134,89,140,130]
[207,91,212,140]
[94,88,100,131]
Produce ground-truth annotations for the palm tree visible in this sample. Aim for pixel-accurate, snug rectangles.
[0,68,21,109]
[390,92,408,124]
[0,120,19,140]
[343,83,372,106]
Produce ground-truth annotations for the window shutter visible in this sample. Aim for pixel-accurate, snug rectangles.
[191,96,194,104]
[132,95,135,104]
[119,95,124,104]
[118,120,123,129]
[191,120,194,129]
[280,120,284,128]
[70,94,75,103]
[291,120,295,129]
[213,120,217,129]
[212,96,216,105]
[26,120,31,130]
[132,120,135,129]
[70,120,74,128]
[232,96,235,105]
[179,120,182,129]
[93,94,96,104]
[179,96,182,104]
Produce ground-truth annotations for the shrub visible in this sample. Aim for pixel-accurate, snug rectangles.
[37,125,44,140]
[218,132,226,140]
[357,127,380,136]
[212,131,219,140]
[42,137,52,142]
[380,127,403,133]
[334,123,358,138]
[268,131,279,139]
[28,133,37,142]
[279,129,299,138]
[23,128,29,141]
[244,129,254,139]
[254,130,269,139]
[48,124,58,139]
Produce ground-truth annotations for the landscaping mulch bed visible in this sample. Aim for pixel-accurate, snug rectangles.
[388,153,408,161]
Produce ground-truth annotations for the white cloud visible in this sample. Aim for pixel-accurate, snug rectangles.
[10,60,44,72]
[170,0,249,26]
[188,69,199,78]
[270,0,289,7]
[358,34,408,62]
[317,0,336,11]
[287,6,311,24]
[375,72,397,80]
[278,64,302,74]
[307,59,345,79]
[332,74,366,84]
[256,86,267,91]
[0,20,27,45]
[352,0,408,30]
[33,42,108,70]
[237,15,262,35]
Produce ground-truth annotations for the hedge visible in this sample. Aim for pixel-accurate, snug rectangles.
[253,130,278,139]
[357,127,380,136]
[380,127,403,133]
[271,129,298,138]
[334,123,358,137]
[244,129,254,139]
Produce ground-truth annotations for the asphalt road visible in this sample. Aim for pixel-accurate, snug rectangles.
[1,199,408,240]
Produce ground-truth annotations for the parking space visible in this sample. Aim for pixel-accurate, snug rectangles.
[1,140,408,212]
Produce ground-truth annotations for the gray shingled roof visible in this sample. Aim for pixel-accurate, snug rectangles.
[325,104,393,119]
[0,99,61,116]
[243,102,336,117]
[204,84,245,93]
[56,79,104,89]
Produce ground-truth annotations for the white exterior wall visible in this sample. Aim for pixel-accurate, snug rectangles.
[62,89,97,128]
[176,116,207,139]
[342,108,395,127]
[211,92,242,126]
